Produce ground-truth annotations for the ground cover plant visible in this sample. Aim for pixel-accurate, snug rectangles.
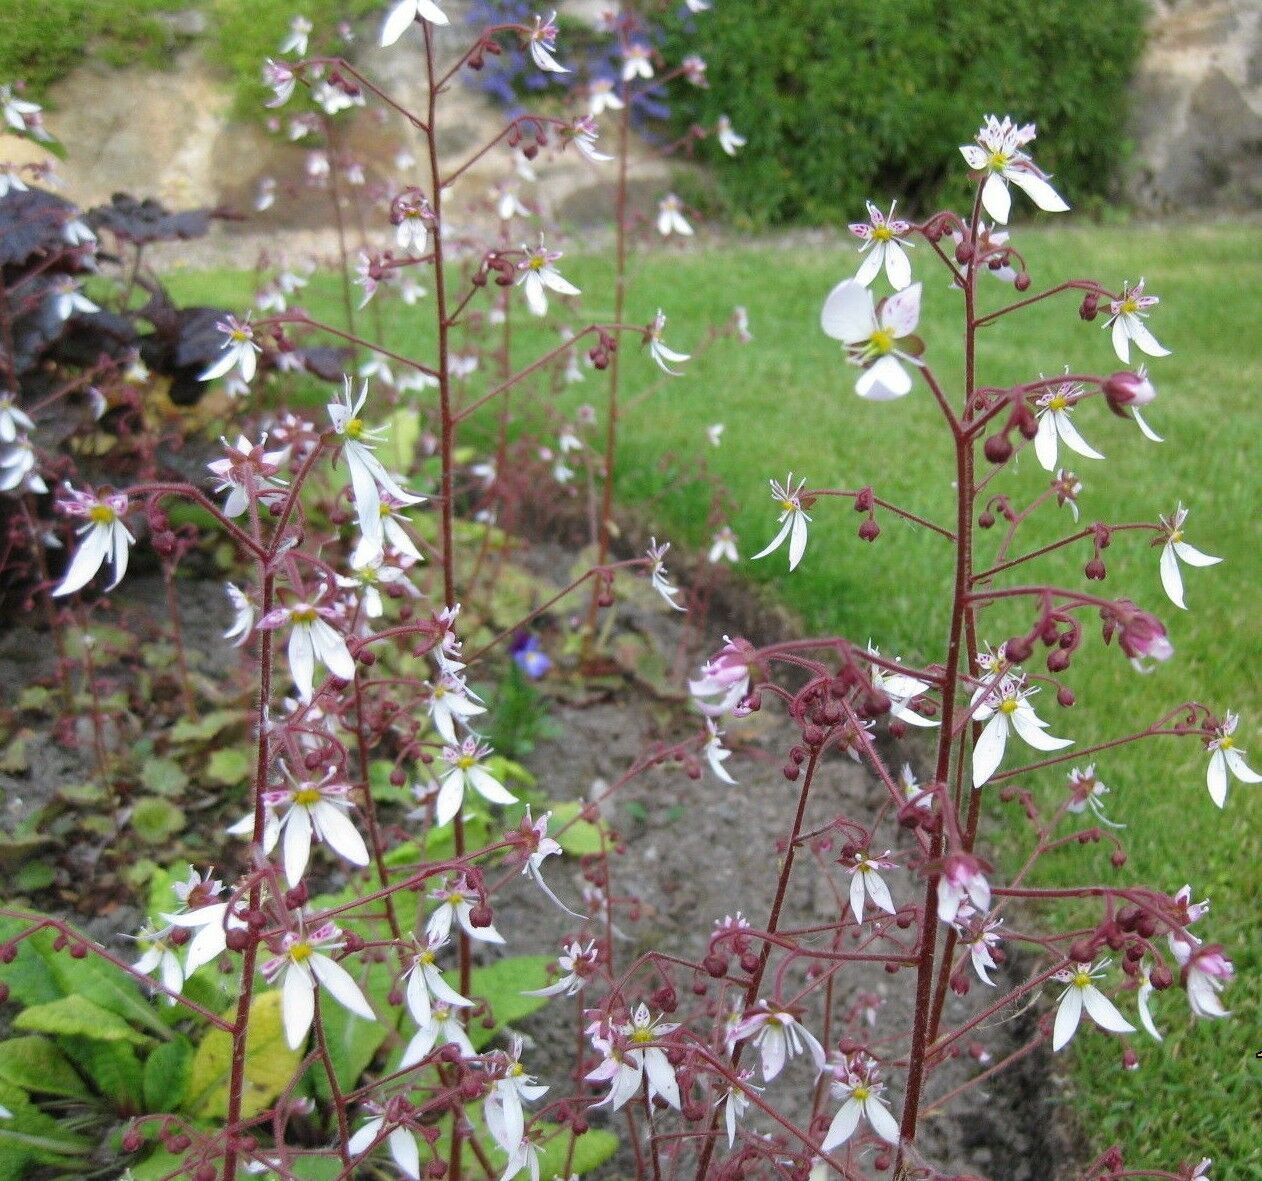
[0,6,1255,1181]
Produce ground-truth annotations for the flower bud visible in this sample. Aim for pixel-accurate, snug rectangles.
[121,1127,144,1152]
[1150,962,1174,990]
[1046,649,1070,673]
[978,511,995,529]
[1084,557,1106,581]
[1079,293,1099,321]
[1118,609,1174,664]
[1014,271,1031,291]
[858,517,880,542]
[469,903,494,928]
[1057,687,1076,708]
[983,434,1013,464]
[1103,369,1156,415]
[1004,635,1033,663]
[1122,1045,1139,1071]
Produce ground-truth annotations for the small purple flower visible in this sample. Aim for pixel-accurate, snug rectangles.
[510,632,552,678]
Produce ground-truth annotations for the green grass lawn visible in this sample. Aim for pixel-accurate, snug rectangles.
[166,220,1261,1176]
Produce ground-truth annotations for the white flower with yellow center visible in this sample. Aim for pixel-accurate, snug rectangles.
[849,200,913,290]
[435,736,517,827]
[380,0,448,48]
[972,675,1072,788]
[656,193,693,237]
[402,934,470,1028]
[257,768,369,887]
[846,849,897,923]
[426,875,505,945]
[52,487,134,597]
[959,115,1069,225]
[258,598,356,703]
[1033,381,1103,472]
[730,1003,826,1082]
[752,474,811,571]
[645,308,690,375]
[821,1061,901,1148]
[821,279,923,400]
[1051,959,1134,1051]
[1105,278,1169,365]
[262,924,376,1051]
[1204,711,1260,807]
[200,314,261,384]
[516,238,580,317]
[1156,502,1221,610]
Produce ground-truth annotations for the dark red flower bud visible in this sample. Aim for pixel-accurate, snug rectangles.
[983,434,1013,464]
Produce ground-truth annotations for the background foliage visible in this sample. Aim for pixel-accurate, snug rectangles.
[662,0,1148,225]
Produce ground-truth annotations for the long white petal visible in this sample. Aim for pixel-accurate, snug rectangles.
[820,280,874,343]
[381,0,418,46]
[849,872,866,924]
[468,766,519,805]
[1137,977,1163,1042]
[313,801,370,866]
[788,511,808,571]
[1052,986,1082,1051]
[388,1128,421,1180]
[884,241,912,291]
[282,963,316,1049]
[542,269,581,296]
[1082,985,1135,1035]
[1129,320,1170,359]
[854,245,883,288]
[312,618,356,682]
[643,1048,681,1109]
[434,775,465,827]
[52,526,110,596]
[1206,751,1228,807]
[1111,316,1131,365]
[751,514,793,562]
[1171,541,1221,569]
[1009,170,1069,214]
[821,1098,862,1150]
[972,714,1008,787]
[1056,412,1104,461]
[1159,544,1186,609]
[349,1117,384,1157]
[405,967,432,1027]
[283,809,313,887]
[289,626,315,700]
[1033,412,1058,471]
[1224,748,1262,784]
[523,272,548,317]
[881,282,921,337]
[865,871,896,915]
[981,173,1011,225]
[310,953,376,1021]
[856,354,912,400]
[416,0,449,24]
[1011,708,1073,752]
[1132,408,1164,442]
[864,1096,902,1145]
[400,1024,437,1068]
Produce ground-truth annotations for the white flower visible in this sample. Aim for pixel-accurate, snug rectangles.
[645,309,689,374]
[223,583,254,647]
[201,314,261,384]
[867,644,938,728]
[425,670,485,742]
[329,378,425,562]
[516,238,580,317]
[393,191,433,256]
[1065,765,1124,828]
[565,115,611,162]
[523,939,599,998]
[972,675,1072,788]
[1105,279,1169,364]
[348,1117,421,1180]
[435,737,517,826]
[1136,965,1162,1042]
[51,277,98,322]
[645,537,685,611]
[1033,381,1103,471]
[716,115,745,156]
[62,219,95,248]
[133,924,184,1002]
[253,768,370,887]
[731,1003,825,1082]
[846,849,897,923]
[586,1005,680,1110]
[162,869,247,976]
[381,0,448,47]
[337,552,411,618]
[957,911,1004,987]
[1171,940,1233,1020]
[400,999,476,1066]
[821,1063,901,1149]
[703,719,737,784]
[1204,711,1260,808]
[959,115,1069,225]
[257,599,357,702]
[402,934,471,1028]
[622,43,654,82]
[485,1036,549,1155]
[821,279,923,400]
[1051,960,1135,1051]
[588,78,623,117]
[708,525,738,564]
[0,392,33,443]
[262,924,375,1050]
[1,85,48,139]
[0,439,46,494]
[279,15,312,55]
[426,876,505,945]
[937,854,990,926]
[849,200,913,290]
[900,762,931,810]
[263,59,296,107]
[751,474,811,571]
[207,434,288,518]
[1156,502,1221,610]
[717,1071,758,1148]
[527,12,567,73]
[52,487,134,597]
[656,193,693,237]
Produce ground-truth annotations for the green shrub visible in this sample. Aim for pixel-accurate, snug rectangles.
[662,0,1147,225]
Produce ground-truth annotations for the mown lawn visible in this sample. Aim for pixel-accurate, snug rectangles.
[166,220,1261,1177]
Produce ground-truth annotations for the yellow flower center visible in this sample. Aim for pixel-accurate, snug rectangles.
[229,329,250,344]
[528,256,545,270]
[999,699,1019,715]
[869,328,895,355]
[1219,737,1234,751]
[456,755,476,770]
[630,1027,654,1045]
[1169,529,1183,543]
[88,504,117,525]
[779,499,796,512]
[292,607,318,624]
[1048,395,1068,412]
[510,1063,525,1077]
[446,892,465,906]
[872,225,893,243]
[987,150,1010,170]
[293,787,323,806]
[290,942,313,963]
[1072,970,1091,989]
[345,418,365,440]
[852,1084,871,1102]
[432,685,447,699]
[419,949,435,965]
[1121,298,1139,316]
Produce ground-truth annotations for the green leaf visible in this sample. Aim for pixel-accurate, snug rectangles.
[0,1083,91,1179]
[142,1035,193,1112]
[16,687,52,712]
[11,862,54,893]
[14,995,151,1045]
[466,956,553,1051]
[184,991,302,1120]
[206,747,252,786]
[168,709,241,745]
[140,758,189,797]
[130,797,186,844]
[61,1037,145,1111]
[0,1037,90,1099]
[547,801,609,857]
[532,1124,619,1177]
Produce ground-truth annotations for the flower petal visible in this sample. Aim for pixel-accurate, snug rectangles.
[310,953,376,1021]
[1159,544,1186,610]
[981,173,1011,225]
[1052,986,1082,1051]
[1082,984,1136,1035]
[972,713,1008,787]
[820,279,874,343]
[282,963,315,1050]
